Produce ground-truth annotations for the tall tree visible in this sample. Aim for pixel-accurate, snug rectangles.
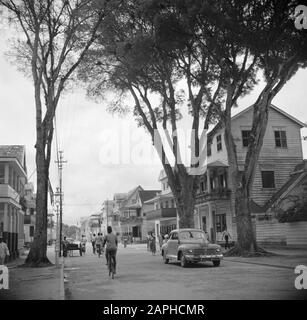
[80,0,306,254]
[169,0,307,254]
[80,0,221,228]
[0,0,114,266]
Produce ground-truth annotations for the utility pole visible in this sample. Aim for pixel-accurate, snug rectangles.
[55,151,67,257]
[55,200,60,266]
[106,199,108,229]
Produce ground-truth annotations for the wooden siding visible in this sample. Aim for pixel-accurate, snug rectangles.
[255,219,307,246]
[251,158,302,206]
[231,106,303,163]
[207,106,304,208]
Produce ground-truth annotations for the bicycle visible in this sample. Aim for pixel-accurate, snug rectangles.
[107,251,116,279]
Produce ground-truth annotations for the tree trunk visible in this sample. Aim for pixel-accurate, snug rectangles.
[171,171,196,228]
[25,138,52,266]
[235,188,257,252]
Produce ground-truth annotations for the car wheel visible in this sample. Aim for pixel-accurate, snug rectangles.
[180,253,188,268]
[213,260,220,267]
[163,251,169,264]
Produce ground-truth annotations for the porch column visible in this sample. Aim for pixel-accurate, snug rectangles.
[208,203,216,243]
[206,169,211,193]
[3,203,8,232]
[4,164,9,184]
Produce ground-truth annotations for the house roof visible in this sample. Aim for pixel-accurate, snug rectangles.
[139,190,160,204]
[264,162,307,211]
[113,193,127,201]
[0,145,27,171]
[207,160,229,168]
[207,104,306,140]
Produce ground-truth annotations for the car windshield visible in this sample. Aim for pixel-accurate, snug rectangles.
[179,231,206,240]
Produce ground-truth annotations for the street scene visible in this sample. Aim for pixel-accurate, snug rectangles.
[0,0,307,303]
[1,242,307,300]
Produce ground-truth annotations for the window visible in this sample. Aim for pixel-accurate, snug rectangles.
[165,201,169,208]
[217,135,222,151]
[261,171,275,188]
[207,143,212,157]
[274,130,287,148]
[200,181,205,192]
[242,130,251,147]
[216,214,226,233]
[0,164,5,184]
[171,232,178,240]
[30,226,34,237]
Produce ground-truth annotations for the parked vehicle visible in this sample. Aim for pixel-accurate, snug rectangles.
[161,228,223,267]
[65,238,83,257]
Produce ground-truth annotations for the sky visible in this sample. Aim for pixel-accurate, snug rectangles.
[1,28,307,226]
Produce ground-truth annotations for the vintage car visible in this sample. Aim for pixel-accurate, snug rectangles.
[161,228,223,267]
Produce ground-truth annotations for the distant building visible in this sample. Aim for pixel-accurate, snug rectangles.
[112,193,127,236]
[101,200,114,234]
[117,186,160,241]
[0,145,27,259]
[144,170,177,240]
[23,182,36,246]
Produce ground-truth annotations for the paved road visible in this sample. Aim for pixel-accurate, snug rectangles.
[63,243,306,300]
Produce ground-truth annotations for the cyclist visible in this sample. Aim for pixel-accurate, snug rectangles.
[95,233,104,258]
[103,226,118,274]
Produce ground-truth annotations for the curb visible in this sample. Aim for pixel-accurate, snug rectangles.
[223,258,294,270]
[59,257,65,300]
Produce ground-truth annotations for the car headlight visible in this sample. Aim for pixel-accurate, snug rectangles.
[187,249,193,254]
[216,248,221,253]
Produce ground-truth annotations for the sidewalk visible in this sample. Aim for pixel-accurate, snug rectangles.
[223,246,307,269]
[0,246,64,300]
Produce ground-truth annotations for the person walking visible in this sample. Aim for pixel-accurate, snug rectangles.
[95,233,103,258]
[103,226,118,274]
[222,228,231,250]
[149,233,156,255]
[0,237,10,265]
[146,233,150,251]
[91,233,97,254]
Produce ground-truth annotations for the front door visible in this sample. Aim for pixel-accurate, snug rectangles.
[201,216,207,233]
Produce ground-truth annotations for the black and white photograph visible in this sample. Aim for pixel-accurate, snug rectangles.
[0,0,307,310]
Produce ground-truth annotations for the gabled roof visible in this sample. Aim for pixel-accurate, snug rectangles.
[207,104,306,140]
[113,193,127,201]
[0,145,27,172]
[139,190,160,203]
[264,161,307,212]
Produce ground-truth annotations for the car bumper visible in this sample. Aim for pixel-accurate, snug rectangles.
[185,254,223,262]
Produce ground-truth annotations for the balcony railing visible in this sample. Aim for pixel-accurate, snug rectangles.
[145,208,177,221]
[119,216,143,224]
[195,188,231,204]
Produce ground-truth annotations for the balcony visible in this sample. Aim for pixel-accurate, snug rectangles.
[145,208,177,221]
[119,216,143,224]
[195,188,231,204]
[0,184,20,203]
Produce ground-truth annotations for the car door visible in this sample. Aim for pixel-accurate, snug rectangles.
[166,231,178,259]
